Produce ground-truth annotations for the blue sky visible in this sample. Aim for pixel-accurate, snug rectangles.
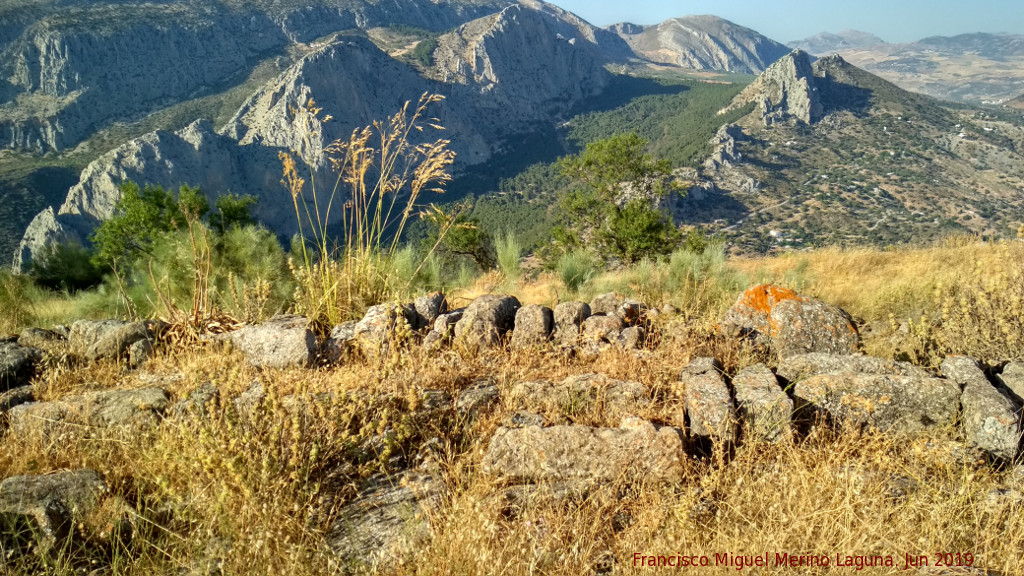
[548,0,1024,43]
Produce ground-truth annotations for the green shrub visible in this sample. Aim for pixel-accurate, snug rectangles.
[30,242,106,292]
[0,271,36,334]
[556,249,596,294]
[496,230,522,282]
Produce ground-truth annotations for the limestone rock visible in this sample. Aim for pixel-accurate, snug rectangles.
[553,302,591,344]
[507,374,650,421]
[723,50,824,125]
[777,353,929,383]
[732,364,793,442]
[943,356,1020,460]
[68,319,153,362]
[0,343,42,391]
[720,284,859,358]
[0,469,106,551]
[8,387,170,437]
[454,295,520,349]
[793,374,960,434]
[510,305,554,348]
[228,315,316,369]
[482,417,685,486]
[681,358,736,443]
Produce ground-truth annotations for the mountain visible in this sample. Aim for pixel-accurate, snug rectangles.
[788,30,886,54]
[816,33,1024,104]
[609,15,791,74]
[11,1,629,271]
[674,50,1024,251]
[1008,93,1024,109]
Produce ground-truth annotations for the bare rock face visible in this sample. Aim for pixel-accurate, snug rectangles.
[732,364,793,443]
[777,353,929,384]
[0,343,42,391]
[722,50,824,125]
[482,417,685,487]
[0,469,107,552]
[454,295,521,349]
[681,357,736,443]
[720,284,859,358]
[68,319,154,363]
[943,356,1020,461]
[228,315,317,369]
[793,374,960,434]
[510,305,553,348]
[8,387,169,437]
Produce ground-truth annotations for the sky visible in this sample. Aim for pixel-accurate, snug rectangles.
[547,0,1024,43]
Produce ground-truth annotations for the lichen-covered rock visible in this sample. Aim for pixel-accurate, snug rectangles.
[0,343,42,391]
[9,387,170,437]
[17,328,66,356]
[996,361,1024,401]
[412,293,448,331]
[617,326,645,349]
[323,321,358,364]
[720,284,859,358]
[616,299,646,326]
[423,310,464,350]
[69,319,154,362]
[553,302,591,344]
[0,469,107,552]
[681,358,736,443]
[943,356,1020,461]
[589,293,623,316]
[582,314,625,344]
[352,304,415,358]
[510,305,554,348]
[228,314,317,369]
[777,353,929,383]
[732,364,793,442]
[794,374,960,434]
[482,417,685,486]
[169,383,220,422]
[128,338,153,368]
[454,295,520,349]
[456,380,500,420]
[507,374,650,421]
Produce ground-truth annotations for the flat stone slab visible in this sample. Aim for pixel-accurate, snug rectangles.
[0,469,106,550]
[482,417,685,486]
[732,364,793,443]
[9,387,169,437]
[794,374,960,434]
[228,314,316,369]
[943,356,1020,460]
[507,373,650,420]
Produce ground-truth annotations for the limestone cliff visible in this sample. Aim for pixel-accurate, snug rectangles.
[722,50,823,126]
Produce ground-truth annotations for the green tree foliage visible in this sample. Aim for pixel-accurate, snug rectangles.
[30,243,106,292]
[555,133,681,263]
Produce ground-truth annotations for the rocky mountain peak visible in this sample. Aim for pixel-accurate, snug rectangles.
[723,50,823,126]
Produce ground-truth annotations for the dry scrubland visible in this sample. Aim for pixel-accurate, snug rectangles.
[2,237,1024,575]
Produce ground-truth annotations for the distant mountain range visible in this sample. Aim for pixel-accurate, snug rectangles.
[787,30,886,54]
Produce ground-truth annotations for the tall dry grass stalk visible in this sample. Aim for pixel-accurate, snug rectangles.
[281,93,457,326]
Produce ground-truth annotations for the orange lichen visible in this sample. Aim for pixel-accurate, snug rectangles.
[739,284,805,315]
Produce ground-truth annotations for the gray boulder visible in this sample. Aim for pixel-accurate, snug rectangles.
[507,374,651,421]
[720,284,859,357]
[616,299,646,326]
[732,364,793,443]
[582,314,625,344]
[553,302,591,344]
[351,304,417,358]
[322,321,357,365]
[997,361,1024,401]
[794,374,960,434]
[17,328,66,356]
[777,353,929,383]
[482,417,685,486]
[454,295,521,349]
[589,293,623,316]
[510,305,554,348]
[228,315,317,369]
[423,310,464,351]
[69,319,154,362]
[681,358,736,443]
[0,343,42,391]
[169,383,220,422]
[412,293,448,331]
[0,387,35,416]
[0,469,106,551]
[943,356,1020,460]
[456,380,500,421]
[9,387,170,437]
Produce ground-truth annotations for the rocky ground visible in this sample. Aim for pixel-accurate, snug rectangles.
[1,286,1023,574]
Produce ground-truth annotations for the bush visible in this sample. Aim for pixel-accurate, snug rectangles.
[495,230,522,282]
[556,249,596,294]
[0,271,36,334]
[30,242,106,292]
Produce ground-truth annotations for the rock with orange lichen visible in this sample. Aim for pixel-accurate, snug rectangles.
[720,284,859,358]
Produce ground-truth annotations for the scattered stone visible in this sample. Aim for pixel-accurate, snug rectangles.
[69,319,154,362]
[169,383,219,422]
[17,327,66,355]
[510,305,553,348]
[412,293,448,331]
[128,338,153,368]
[616,299,646,326]
[681,359,736,443]
[456,380,499,420]
[454,295,520,349]
[328,467,444,569]
[507,374,650,421]
[720,284,859,357]
[943,356,1020,461]
[777,353,929,384]
[503,411,546,428]
[732,364,793,443]
[589,293,623,316]
[794,374,960,434]
[482,417,685,486]
[228,315,316,369]
[417,389,452,415]
[323,321,358,364]
[0,342,42,391]
[233,381,265,416]
[996,361,1024,402]
[582,315,625,344]
[424,310,465,350]
[617,326,645,349]
[0,387,34,416]
[8,388,170,436]
[553,302,591,344]
[352,304,415,358]
[0,469,106,551]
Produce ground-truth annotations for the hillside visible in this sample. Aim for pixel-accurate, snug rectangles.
[788,29,886,54]
[609,15,791,74]
[679,51,1024,252]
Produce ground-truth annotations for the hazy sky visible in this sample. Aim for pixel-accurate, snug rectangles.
[548,0,1024,43]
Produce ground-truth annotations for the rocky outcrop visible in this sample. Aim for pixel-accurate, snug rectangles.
[454,295,520,349]
[613,15,791,74]
[506,374,651,421]
[943,356,1020,461]
[723,50,824,125]
[0,469,107,552]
